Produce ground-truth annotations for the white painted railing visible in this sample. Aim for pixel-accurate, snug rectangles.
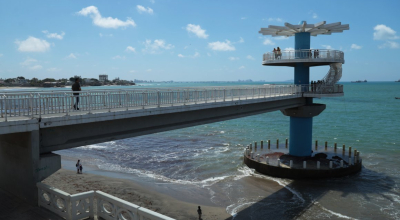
[262,49,344,64]
[37,183,175,220]
[0,85,343,121]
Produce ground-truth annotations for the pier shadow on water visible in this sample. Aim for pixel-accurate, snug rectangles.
[225,167,399,220]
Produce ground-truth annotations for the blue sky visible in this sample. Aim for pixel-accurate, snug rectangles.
[0,0,399,81]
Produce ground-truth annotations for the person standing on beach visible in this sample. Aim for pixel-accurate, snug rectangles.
[197,206,202,220]
[72,78,81,110]
[76,160,81,174]
[79,163,83,174]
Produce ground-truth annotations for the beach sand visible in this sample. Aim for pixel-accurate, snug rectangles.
[44,169,232,220]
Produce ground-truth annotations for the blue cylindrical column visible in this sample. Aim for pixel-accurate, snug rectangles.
[289,31,313,157]
[290,117,313,156]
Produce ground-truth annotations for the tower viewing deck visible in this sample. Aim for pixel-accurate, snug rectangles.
[262,49,344,67]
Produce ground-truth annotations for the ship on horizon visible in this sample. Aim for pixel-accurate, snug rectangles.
[395,79,400,82]
[351,80,367,83]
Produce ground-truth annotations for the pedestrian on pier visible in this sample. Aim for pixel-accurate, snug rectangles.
[76,160,81,174]
[197,206,202,220]
[273,48,277,59]
[72,78,81,110]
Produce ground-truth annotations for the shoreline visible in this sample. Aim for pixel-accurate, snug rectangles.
[44,168,232,220]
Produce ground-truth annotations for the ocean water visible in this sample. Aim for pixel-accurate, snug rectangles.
[56,82,400,219]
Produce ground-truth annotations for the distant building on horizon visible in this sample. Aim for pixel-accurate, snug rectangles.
[99,74,108,82]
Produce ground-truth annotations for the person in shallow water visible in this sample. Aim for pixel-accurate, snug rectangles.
[76,160,81,174]
[197,206,202,220]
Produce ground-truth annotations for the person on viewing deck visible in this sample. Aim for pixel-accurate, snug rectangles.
[197,206,202,220]
[273,48,277,59]
[76,160,81,174]
[72,78,81,110]
[277,47,281,59]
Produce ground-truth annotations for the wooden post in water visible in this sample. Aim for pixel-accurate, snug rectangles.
[254,142,257,149]
[268,140,270,149]
[325,142,328,151]
[342,144,345,155]
[349,146,352,156]
[261,141,263,148]
[276,139,279,149]
[315,140,318,151]
[277,159,280,167]
[334,143,337,152]
[285,138,288,148]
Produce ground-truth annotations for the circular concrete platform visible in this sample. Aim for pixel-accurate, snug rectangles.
[243,146,362,179]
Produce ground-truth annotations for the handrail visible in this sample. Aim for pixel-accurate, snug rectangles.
[262,49,344,63]
[0,84,343,120]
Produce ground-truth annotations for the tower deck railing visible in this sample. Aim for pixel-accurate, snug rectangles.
[0,84,343,121]
[262,49,344,64]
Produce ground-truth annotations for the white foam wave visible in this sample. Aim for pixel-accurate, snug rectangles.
[235,166,305,203]
[226,199,255,218]
[315,201,358,219]
[98,162,230,187]
[78,145,107,149]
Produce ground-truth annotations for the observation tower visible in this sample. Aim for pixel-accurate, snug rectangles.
[260,21,347,157]
[243,21,361,179]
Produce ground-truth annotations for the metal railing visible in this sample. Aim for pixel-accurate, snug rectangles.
[0,85,343,121]
[262,49,344,63]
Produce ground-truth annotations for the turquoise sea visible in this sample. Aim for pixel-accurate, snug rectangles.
[54,82,400,219]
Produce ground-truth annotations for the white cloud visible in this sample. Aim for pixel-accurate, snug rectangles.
[142,39,174,54]
[312,13,318,19]
[29,65,43,70]
[275,36,289,40]
[47,68,61,72]
[186,24,208,39]
[322,45,333,50]
[177,52,199,58]
[15,36,51,52]
[192,52,200,58]
[66,53,77,59]
[378,41,399,49]
[373,24,399,40]
[42,30,65,40]
[228,57,239,61]
[137,5,154,14]
[146,69,152,72]
[239,66,245,69]
[246,55,254,60]
[77,6,136,29]
[284,47,294,51]
[99,33,113,37]
[267,18,283,22]
[351,44,362,50]
[112,55,126,60]
[126,46,136,52]
[208,40,235,51]
[263,39,275,45]
[20,58,37,66]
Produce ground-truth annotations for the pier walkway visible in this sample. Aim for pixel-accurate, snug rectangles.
[0,84,343,206]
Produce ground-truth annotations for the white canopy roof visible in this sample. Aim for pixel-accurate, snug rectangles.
[259,21,349,37]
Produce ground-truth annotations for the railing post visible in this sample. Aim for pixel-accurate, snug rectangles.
[108,93,111,112]
[38,94,42,119]
[126,91,129,110]
[205,89,207,103]
[88,93,92,114]
[157,91,161,108]
[223,89,226,102]
[3,95,7,122]
[65,93,69,116]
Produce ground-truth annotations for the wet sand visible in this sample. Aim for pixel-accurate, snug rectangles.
[44,169,232,220]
